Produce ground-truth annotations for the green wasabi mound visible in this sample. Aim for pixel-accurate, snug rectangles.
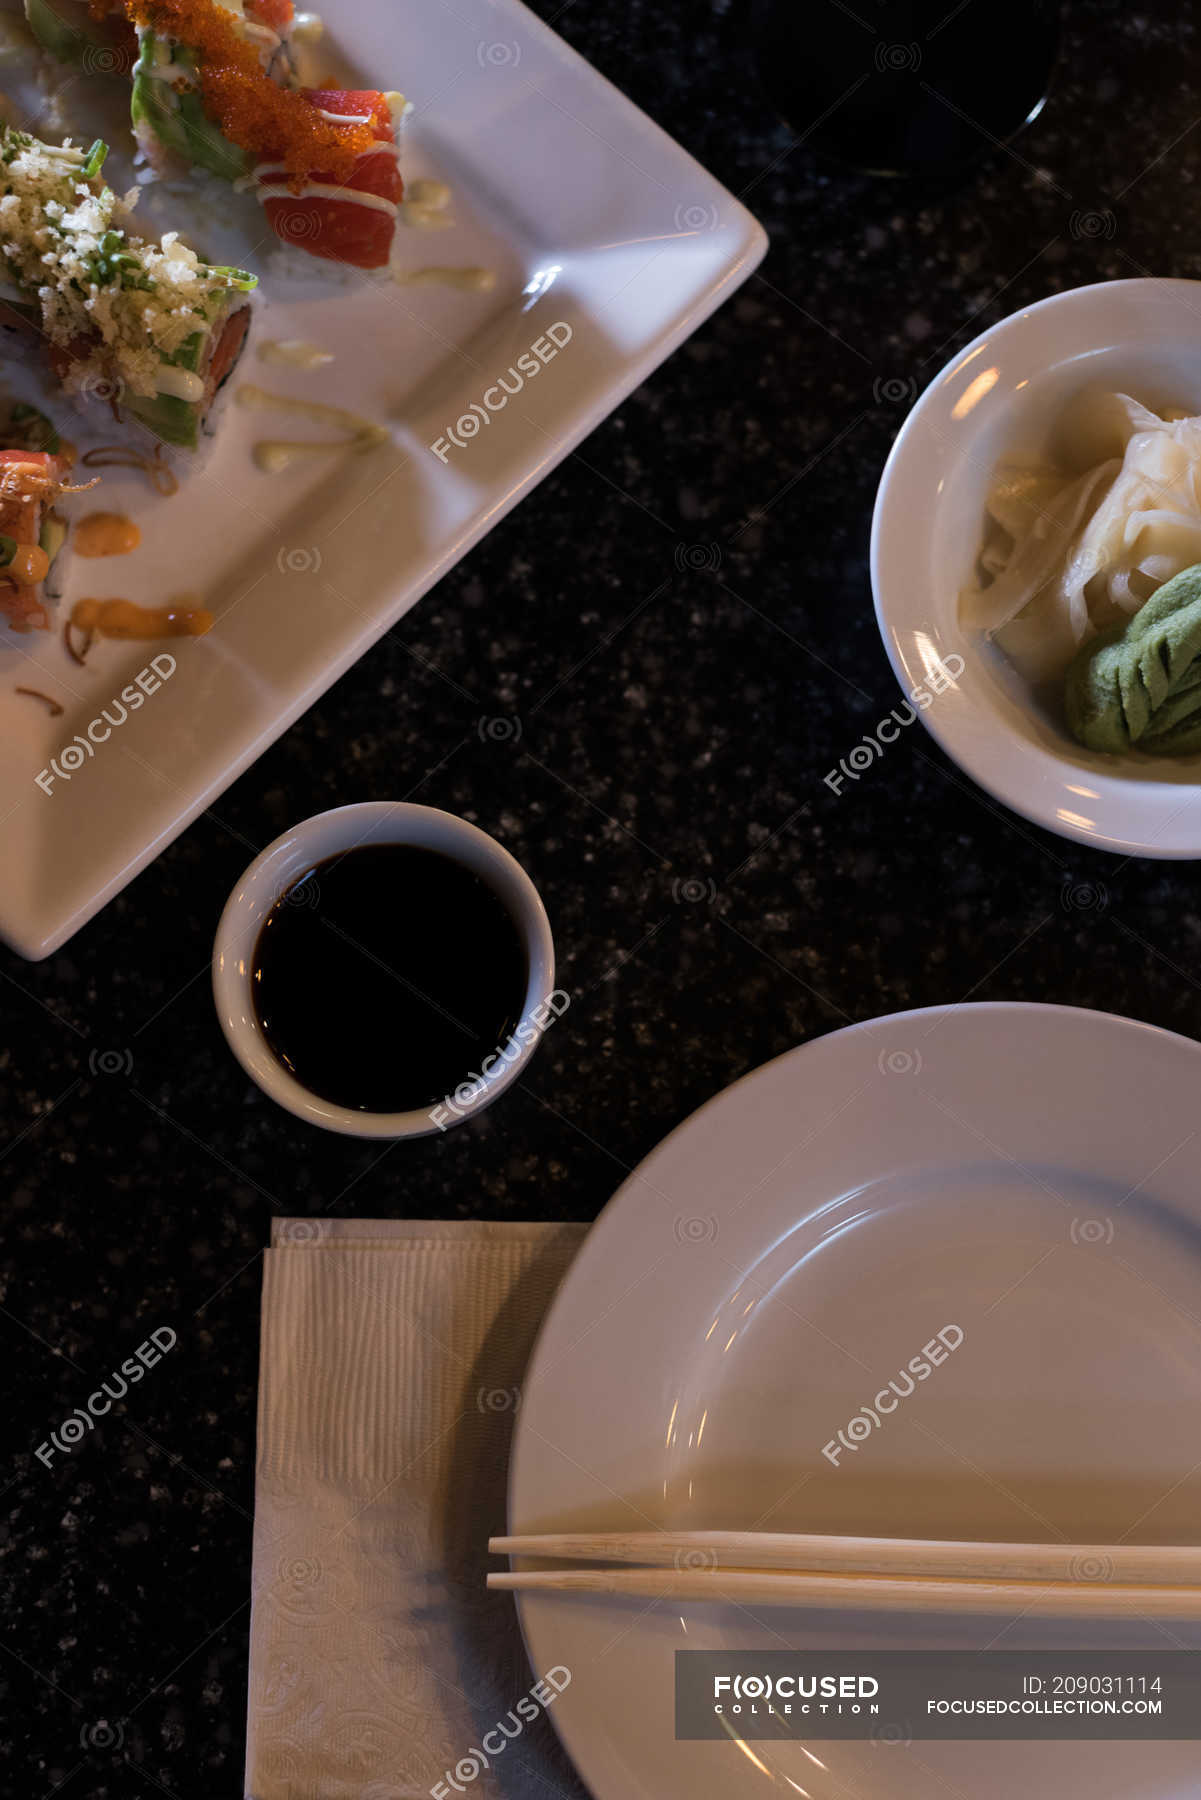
[1065,562,1201,756]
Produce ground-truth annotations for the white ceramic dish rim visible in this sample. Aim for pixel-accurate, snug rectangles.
[211,801,554,1137]
[871,277,1201,860]
[507,999,1201,1800]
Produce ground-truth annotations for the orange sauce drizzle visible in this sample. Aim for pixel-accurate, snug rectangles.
[74,512,142,557]
[120,0,378,181]
[70,597,214,639]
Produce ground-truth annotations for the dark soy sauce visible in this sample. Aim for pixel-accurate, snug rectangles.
[751,0,1060,177]
[252,844,529,1113]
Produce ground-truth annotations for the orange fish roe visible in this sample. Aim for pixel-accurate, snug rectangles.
[122,0,379,181]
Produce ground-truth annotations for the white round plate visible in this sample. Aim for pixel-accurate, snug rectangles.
[872,278,1201,858]
[511,1004,1201,1800]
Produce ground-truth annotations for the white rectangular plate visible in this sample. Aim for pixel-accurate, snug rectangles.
[0,0,765,958]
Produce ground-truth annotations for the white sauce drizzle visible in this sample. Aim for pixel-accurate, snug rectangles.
[236,385,383,437]
[257,181,399,216]
[400,178,453,230]
[156,366,206,401]
[402,208,452,231]
[253,440,343,473]
[407,179,451,208]
[237,384,388,475]
[258,338,335,371]
[254,139,394,183]
[396,266,497,292]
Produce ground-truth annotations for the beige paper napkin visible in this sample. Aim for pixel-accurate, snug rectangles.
[245,1217,589,1800]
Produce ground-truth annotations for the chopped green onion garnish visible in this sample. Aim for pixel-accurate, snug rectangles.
[81,140,108,179]
[0,535,17,569]
[206,265,258,291]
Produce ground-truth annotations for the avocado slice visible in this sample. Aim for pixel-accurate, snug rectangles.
[125,390,200,449]
[125,327,206,449]
[39,514,67,562]
[131,33,250,182]
[39,512,67,598]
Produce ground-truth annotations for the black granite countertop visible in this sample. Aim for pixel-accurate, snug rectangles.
[7,1,1201,1793]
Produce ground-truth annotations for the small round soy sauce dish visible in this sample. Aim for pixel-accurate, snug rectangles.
[212,803,557,1138]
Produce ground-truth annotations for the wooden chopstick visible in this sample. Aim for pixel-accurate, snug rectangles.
[488,1530,1201,1586]
[486,1565,1201,1619]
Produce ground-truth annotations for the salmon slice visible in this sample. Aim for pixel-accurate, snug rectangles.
[257,89,402,270]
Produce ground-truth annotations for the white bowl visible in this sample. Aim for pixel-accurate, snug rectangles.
[212,802,556,1137]
[872,277,1201,858]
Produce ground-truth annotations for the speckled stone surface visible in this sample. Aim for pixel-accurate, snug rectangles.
[6,2,1201,1794]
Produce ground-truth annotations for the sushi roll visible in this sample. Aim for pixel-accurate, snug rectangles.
[0,414,74,632]
[110,0,403,267]
[255,89,402,269]
[23,0,137,73]
[48,287,254,450]
[0,125,256,449]
[129,0,297,178]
